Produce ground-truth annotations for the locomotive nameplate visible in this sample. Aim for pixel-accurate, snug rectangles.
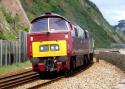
[32,40,67,57]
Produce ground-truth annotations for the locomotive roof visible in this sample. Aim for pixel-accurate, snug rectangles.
[31,12,69,23]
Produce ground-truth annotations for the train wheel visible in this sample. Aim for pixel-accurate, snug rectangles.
[84,55,90,65]
[89,53,93,63]
[39,72,47,79]
[70,56,76,71]
[72,59,76,70]
[65,70,70,77]
[83,55,86,65]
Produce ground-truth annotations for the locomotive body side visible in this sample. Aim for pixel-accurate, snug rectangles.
[70,25,94,68]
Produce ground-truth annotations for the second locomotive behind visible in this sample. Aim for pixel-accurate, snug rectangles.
[27,12,94,75]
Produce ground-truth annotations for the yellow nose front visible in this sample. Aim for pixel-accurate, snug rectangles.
[32,40,67,57]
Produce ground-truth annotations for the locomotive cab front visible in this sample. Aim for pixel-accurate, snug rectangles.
[27,13,72,73]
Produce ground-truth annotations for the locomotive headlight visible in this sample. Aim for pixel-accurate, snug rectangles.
[51,46,54,50]
[55,46,59,50]
[39,45,49,52]
[50,44,59,51]
[40,46,44,50]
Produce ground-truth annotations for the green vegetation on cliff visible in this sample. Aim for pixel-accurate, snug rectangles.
[20,0,124,48]
[0,4,28,40]
[0,5,15,40]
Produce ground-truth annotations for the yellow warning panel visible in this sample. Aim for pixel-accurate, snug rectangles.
[32,40,67,57]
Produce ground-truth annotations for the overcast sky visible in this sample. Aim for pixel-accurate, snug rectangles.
[90,0,125,25]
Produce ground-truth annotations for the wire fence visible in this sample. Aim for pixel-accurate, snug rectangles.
[0,31,27,66]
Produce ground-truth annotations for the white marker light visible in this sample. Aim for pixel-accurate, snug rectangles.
[30,37,33,41]
[65,35,68,39]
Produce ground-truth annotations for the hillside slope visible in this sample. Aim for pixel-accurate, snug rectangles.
[0,0,30,40]
[1,0,30,27]
[0,4,17,40]
[114,20,125,31]
[20,0,124,48]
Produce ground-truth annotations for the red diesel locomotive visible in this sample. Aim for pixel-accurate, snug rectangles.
[27,13,94,75]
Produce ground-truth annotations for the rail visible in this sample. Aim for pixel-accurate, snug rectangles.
[27,63,93,89]
[0,70,39,89]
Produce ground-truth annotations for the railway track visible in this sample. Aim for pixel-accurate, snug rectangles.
[26,64,92,89]
[27,76,64,89]
[0,63,93,89]
[0,70,39,89]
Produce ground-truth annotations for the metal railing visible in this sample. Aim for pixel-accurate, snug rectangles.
[0,31,27,66]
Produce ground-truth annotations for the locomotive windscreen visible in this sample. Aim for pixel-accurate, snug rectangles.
[30,18,69,33]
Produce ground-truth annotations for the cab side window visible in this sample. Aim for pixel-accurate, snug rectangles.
[74,28,78,37]
[85,30,89,39]
[71,29,75,37]
[77,27,85,39]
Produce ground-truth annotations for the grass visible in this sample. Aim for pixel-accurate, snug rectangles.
[0,61,32,75]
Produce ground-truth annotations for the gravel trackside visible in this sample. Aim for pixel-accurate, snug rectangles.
[40,60,125,89]
[15,59,125,89]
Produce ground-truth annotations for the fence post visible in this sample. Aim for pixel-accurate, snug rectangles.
[5,41,7,66]
[12,41,15,64]
[16,41,18,63]
[10,42,14,64]
[19,31,27,62]
[17,41,19,63]
[24,32,27,61]
[19,32,21,63]
[22,31,24,62]
[8,42,10,65]
[23,32,25,61]
[0,40,2,66]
